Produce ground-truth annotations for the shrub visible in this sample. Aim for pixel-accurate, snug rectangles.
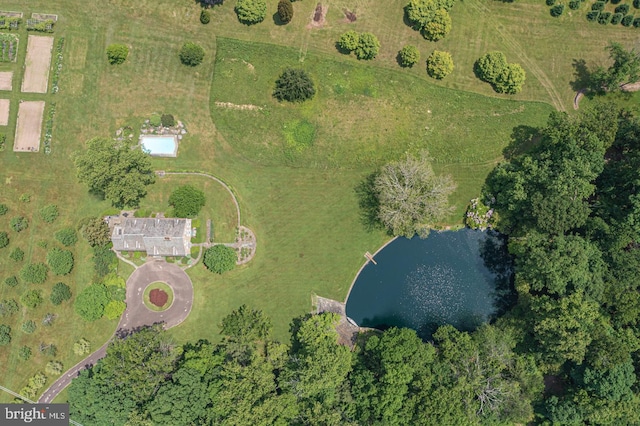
[21,290,43,309]
[81,217,111,247]
[0,204,7,215]
[426,50,455,79]
[0,231,8,248]
[47,247,74,275]
[278,0,294,23]
[168,185,206,217]
[273,68,316,102]
[73,338,91,355]
[75,283,110,321]
[0,299,19,317]
[354,32,380,60]
[420,10,452,41]
[20,263,48,284]
[39,204,59,223]
[19,194,30,203]
[161,114,175,127]
[0,325,11,346]
[93,245,117,277]
[5,276,18,287]
[19,346,32,361]
[22,320,36,334]
[569,0,581,9]
[635,0,640,8]
[104,300,126,320]
[50,282,72,305]
[546,0,556,5]
[611,12,624,23]
[179,42,205,66]
[9,247,24,262]
[10,216,28,232]
[106,44,129,65]
[55,228,78,246]
[46,361,63,376]
[476,51,508,82]
[550,4,565,16]
[398,45,420,68]
[634,16,640,25]
[337,30,360,52]
[235,0,267,24]
[200,10,211,24]
[598,11,612,23]
[615,4,630,14]
[150,113,162,127]
[203,245,237,274]
[592,1,605,10]
[37,240,48,248]
[587,10,600,20]
[40,343,57,357]
[621,14,634,25]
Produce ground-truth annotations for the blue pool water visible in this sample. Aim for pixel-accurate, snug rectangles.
[140,136,178,157]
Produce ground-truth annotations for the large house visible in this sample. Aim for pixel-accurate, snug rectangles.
[111,218,192,257]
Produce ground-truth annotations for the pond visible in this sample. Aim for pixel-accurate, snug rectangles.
[345,228,515,340]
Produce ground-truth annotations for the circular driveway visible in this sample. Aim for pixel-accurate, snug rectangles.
[119,260,193,329]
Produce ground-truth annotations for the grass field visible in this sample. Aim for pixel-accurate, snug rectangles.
[0,0,637,402]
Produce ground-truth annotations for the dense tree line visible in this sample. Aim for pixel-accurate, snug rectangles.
[69,308,542,425]
[485,103,640,423]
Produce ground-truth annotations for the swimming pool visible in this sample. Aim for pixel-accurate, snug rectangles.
[140,135,178,157]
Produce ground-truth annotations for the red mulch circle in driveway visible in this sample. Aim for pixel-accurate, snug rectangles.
[149,289,168,307]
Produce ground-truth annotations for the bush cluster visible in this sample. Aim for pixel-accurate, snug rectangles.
[5,276,18,287]
[20,263,48,284]
[203,245,237,274]
[39,204,59,223]
[426,50,455,79]
[337,31,380,60]
[550,4,565,16]
[21,290,43,309]
[161,114,175,127]
[235,0,267,25]
[398,45,420,68]
[50,282,72,305]
[106,44,129,65]
[611,12,624,23]
[475,51,526,94]
[9,247,24,262]
[55,227,78,246]
[168,185,206,217]
[200,10,211,24]
[273,68,316,102]
[10,216,28,232]
[47,247,74,275]
[0,231,8,248]
[569,0,581,9]
[179,42,205,66]
[635,0,640,8]
[278,0,294,23]
[599,11,612,23]
[0,204,7,215]
[406,0,456,41]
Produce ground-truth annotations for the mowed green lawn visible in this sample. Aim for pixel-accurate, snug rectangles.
[0,0,634,401]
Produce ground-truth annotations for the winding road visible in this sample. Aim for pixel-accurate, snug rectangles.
[38,261,193,403]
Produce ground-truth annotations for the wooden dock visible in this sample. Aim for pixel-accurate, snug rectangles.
[364,251,377,265]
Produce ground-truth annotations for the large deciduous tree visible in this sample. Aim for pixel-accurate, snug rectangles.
[273,68,316,102]
[74,283,110,321]
[168,185,206,218]
[73,137,155,208]
[235,0,267,24]
[590,42,640,92]
[374,152,455,238]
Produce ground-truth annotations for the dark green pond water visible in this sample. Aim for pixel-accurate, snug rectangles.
[345,229,514,340]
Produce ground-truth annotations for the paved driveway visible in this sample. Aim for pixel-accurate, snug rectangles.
[38,260,193,403]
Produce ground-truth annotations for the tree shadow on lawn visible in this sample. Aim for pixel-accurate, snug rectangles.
[570,58,592,93]
[502,125,540,160]
[354,171,387,233]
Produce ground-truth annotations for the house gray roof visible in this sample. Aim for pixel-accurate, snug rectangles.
[111,218,192,257]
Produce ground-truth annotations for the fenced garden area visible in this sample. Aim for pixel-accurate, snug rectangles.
[0,33,18,62]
